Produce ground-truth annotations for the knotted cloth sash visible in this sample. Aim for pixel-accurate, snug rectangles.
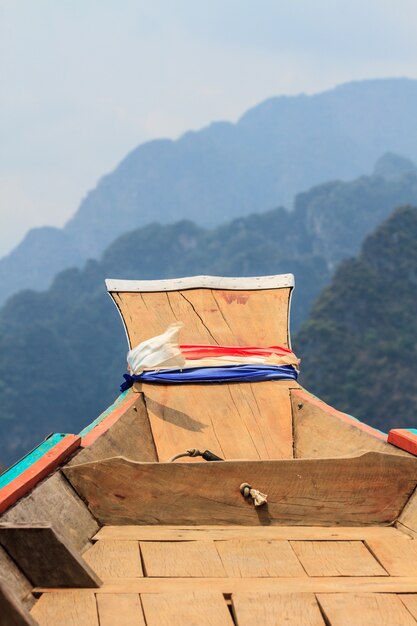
[120,323,299,390]
[120,363,297,391]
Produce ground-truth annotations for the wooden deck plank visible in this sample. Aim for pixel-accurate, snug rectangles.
[141,591,233,626]
[64,452,417,526]
[317,593,417,626]
[399,595,417,620]
[215,540,306,577]
[31,591,99,626]
[366,538,417,576]
[291,541,387,577]
[83,541,142,579]
[140,541,226,577]
[35,577,417,594]
[231,592,325,626]
[94,525,403,542]
[96,594,145,626]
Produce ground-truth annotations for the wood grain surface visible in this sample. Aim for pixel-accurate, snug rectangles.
[142,381,293,462]
[317,592,417,626]
[231,592,325,626]
[64,452,417,526]
[112,287,291,348]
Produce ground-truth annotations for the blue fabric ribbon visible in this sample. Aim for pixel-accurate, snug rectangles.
[120,364,298,391]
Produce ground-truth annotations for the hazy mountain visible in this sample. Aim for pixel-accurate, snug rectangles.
[0,214,326,466]
[297,205,417,432]
[2,77,417,305]
[2,154,417,465]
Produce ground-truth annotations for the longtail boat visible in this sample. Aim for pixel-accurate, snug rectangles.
[2,274,417,625]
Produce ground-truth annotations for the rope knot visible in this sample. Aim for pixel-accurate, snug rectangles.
[187,448,201,457]
[240,482,268,507]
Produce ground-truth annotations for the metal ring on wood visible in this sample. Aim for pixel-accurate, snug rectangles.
[240,482,268,507]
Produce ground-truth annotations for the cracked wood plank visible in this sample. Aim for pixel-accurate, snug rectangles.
[96,594,145,626]
[141,592,233,626]
[231,592,325,626]
[290,541,387,577]
[317,593,417,626]
[141,381,293,462]
[63,452,417,526]
[111,286,291,348]
[215,540,306,577]
[140,541,226,577]
[94,525,404,542]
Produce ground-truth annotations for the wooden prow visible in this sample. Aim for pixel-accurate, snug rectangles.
[105,274,294,349]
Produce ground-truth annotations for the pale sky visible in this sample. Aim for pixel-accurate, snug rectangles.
[1,0,417,256]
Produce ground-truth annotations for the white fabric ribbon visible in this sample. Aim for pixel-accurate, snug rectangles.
[127,322,185,374]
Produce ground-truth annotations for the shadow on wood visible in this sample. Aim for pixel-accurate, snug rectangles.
[0,525,101,588]
[0,581,38,626]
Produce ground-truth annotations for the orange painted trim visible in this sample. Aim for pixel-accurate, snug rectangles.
[0,435,81,514]
[80,391,137,447]
[388,430,417,456]
[292,388,387,441]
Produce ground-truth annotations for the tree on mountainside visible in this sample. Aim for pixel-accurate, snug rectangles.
[297,205,417,431]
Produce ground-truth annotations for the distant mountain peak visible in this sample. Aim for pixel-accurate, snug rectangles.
[373,153,417,179]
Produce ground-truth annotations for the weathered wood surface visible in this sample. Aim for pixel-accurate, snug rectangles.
[96,594,145,626]
[231,592,325,626]
[140,591,233,626]
[31,591,99,626]
[83,541,142,579]
[0,525,101,588]
[95,524,403,542]
[216,539,306,578]
[112,286,292,348]
[0,435,81,515]
[365,537,417,576]
[290,541,387,577]
[0,545,34,609]
[317,592,417,626]
[64,452,417,526]
[142,381,293,462]
[69,395,157,466]
[400,595,417,621]
[398,486,417,537]
[140,540,225,577]
[34,576,417,594]
[1,473,98,553]
[0,582,38,626]
[291,389,409,458]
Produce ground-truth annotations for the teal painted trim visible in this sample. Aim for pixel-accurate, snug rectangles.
[0,434,67,489]
[405,428,417,436]
[343,412,387,437]
[78,390,130,437]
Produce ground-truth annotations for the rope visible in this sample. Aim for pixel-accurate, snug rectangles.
[167,448,201,462]
[240,482,268,507]
[167,448,223,462]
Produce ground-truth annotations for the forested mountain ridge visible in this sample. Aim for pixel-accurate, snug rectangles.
[2,78,417,305]
[297,205,417,431]
[2,153,417,465]
[0,214,326,466]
